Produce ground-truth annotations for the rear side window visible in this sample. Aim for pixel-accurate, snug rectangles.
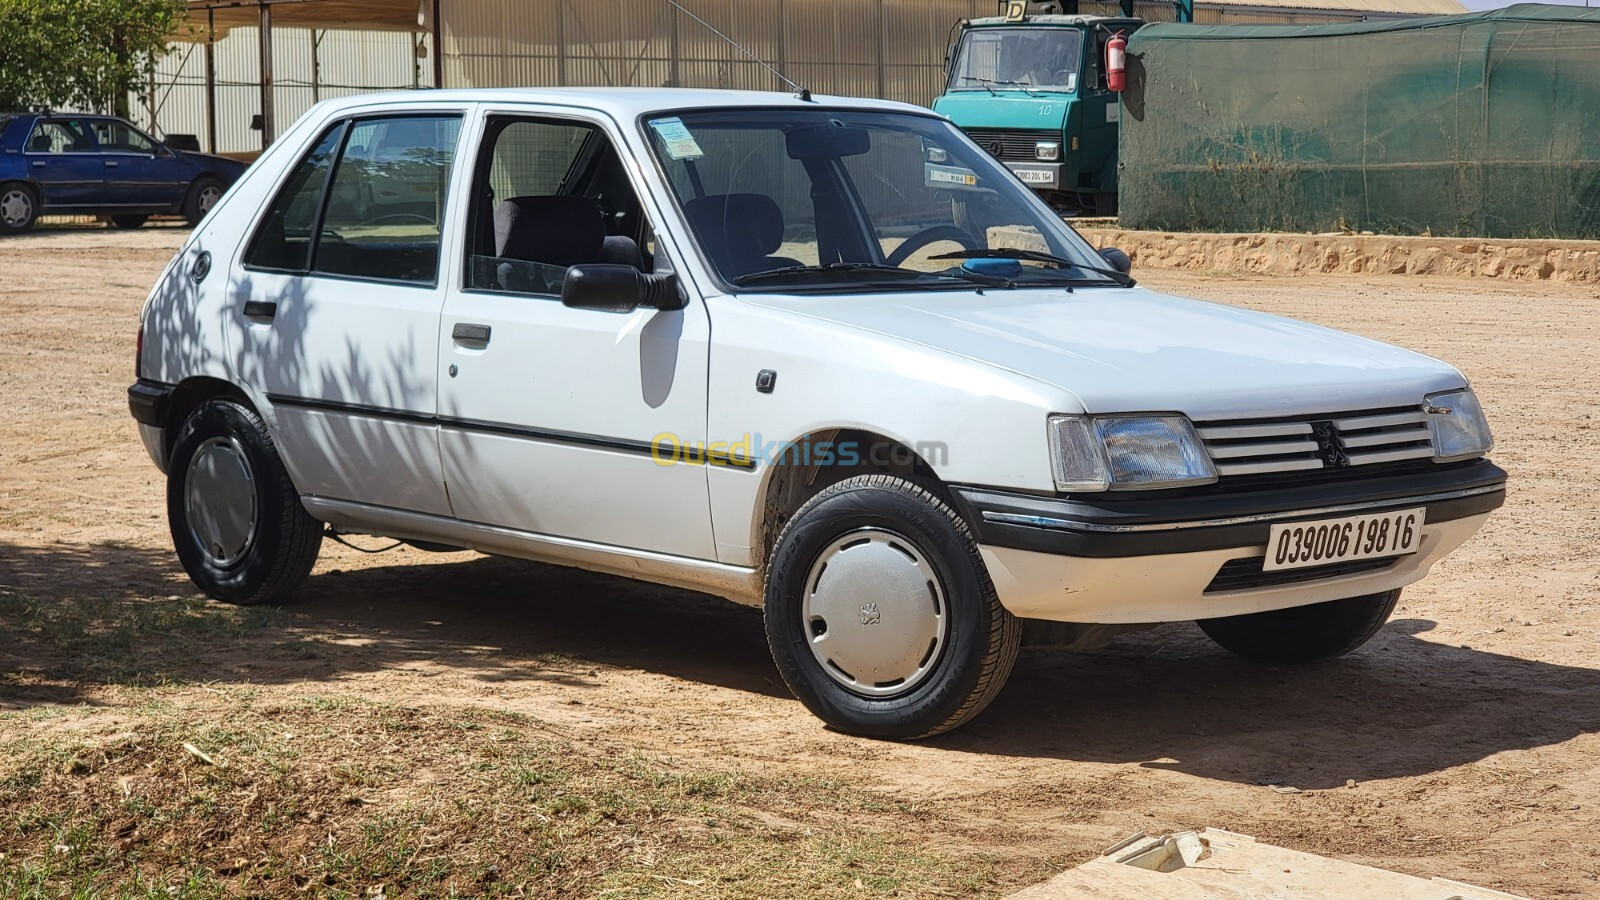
[244,114,462,285]
[245,125,343,272]
[315,116,461,284]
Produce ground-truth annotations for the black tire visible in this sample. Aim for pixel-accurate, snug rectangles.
[763,474,1021,739]
[1198,589,1400,664]
[183,175,224,225]
[167,398,322,604]
[1,181,39,233]
[109,214,149,229]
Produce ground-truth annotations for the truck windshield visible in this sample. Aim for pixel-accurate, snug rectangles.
[950,27,1082,93]
[643,108,1118,291]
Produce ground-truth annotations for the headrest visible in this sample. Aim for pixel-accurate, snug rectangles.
[493,195,604,267]
[683,193,785,259]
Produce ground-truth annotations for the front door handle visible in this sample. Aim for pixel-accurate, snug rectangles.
[243,300,277,320]
[105,160,119,168]
[452,322,491,345]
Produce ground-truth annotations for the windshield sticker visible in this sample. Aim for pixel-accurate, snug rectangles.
[648,117,704,160]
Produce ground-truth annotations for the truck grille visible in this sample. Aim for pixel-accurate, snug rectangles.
[961,128,1058,162]
[1196,406,1436,479]
[1204,555,1398,593]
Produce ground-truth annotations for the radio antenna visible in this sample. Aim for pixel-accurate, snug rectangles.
[661,0,813,101]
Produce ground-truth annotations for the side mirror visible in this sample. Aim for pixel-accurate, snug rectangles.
[561,265,684,313]
[1099,246,1131,274]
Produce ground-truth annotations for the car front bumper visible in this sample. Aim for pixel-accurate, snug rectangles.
[952,460,1506,624]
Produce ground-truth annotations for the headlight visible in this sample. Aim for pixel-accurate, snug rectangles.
[927,146,949,163]
[1035,141,1061,161]
[1048,414,1217,492]
[1425,389,1493,460]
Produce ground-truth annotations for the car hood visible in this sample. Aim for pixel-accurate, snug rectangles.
[741,286,1466,421]
[175,150,247,173]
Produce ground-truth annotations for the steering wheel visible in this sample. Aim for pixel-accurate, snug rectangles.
[885,225,980,267]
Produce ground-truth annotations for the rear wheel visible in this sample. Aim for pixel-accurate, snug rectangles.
[183,176,224,225]
[109,214,149,229]
[1198,589,1400,664]
[167,398,322,604]
[1,182,38,233]
[763,474,1021,739]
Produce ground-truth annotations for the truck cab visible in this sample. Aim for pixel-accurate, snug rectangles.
[932,10,1141,215]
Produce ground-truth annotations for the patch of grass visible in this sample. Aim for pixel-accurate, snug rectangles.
[0,695,1006,897]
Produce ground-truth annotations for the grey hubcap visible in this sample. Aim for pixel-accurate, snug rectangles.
[198,185,222,215]
[184,436,257,567]
[1,189,31,227]
[802,528,947,697]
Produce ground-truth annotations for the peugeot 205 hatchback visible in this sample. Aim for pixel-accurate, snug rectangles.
[129,88,1505,739]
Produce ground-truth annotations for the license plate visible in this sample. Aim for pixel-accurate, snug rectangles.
[1013,167,1055,184]
[1263,507,1425,572]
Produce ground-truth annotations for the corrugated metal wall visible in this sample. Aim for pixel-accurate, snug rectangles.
[133,28,431,154]
[440,0,992,106]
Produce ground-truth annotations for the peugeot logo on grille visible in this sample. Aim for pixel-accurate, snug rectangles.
[1311,421,1350,468]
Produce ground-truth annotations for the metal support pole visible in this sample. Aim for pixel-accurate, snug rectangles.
[258,1,274,147]
[876,0,887,101]
[555,0,567,86]
[431,0,444,88]
[667,1,679,87]
[205,8,218,153]
[311,30,321,104]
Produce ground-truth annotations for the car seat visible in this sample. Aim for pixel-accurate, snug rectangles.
[682,193,803,280]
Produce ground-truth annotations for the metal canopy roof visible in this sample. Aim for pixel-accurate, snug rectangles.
[179,0,426,40]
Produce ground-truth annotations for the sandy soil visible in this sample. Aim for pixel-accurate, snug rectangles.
[5,226,1600,896]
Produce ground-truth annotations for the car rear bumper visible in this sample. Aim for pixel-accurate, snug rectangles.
[129,379,174,472]
[952,460,1506,623]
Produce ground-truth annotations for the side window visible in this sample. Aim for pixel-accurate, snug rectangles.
[92,121,156,154]
[465,117,611,297]
[314,115,462,284]
[244,124,344,272]
[27,121,93,153]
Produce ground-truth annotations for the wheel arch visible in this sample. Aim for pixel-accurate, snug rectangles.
[159,376,258,463]
[752,426,954,572]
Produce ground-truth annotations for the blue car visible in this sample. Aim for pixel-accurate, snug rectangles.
[0,112,248,233]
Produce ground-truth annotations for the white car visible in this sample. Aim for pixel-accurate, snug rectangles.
[129,88,1504,739]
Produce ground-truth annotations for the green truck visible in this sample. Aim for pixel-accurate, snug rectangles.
[932,2,1159,215]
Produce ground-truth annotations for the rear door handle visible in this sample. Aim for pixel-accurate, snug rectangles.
[452,322,491,345]
[243,300,277,320]
[31,161,44,168]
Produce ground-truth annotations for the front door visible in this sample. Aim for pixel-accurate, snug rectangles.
[436,109,715,560]
[90,119,182,208]
[229,111,468,516]
[23,119,104,208]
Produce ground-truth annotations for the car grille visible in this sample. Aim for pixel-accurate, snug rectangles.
[1196,406,1436,479]
[961,128,1058,162]
[1204,555,1398,593]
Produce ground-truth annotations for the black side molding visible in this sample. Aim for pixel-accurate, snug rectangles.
[128,379,176,427]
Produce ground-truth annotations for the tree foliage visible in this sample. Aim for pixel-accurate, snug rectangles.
[0,0,187,115]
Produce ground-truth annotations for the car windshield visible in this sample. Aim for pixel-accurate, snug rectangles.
[643,108,1117,291]
[950,27,1082,94]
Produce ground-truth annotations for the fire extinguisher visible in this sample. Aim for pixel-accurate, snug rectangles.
[1106,30,1128,92]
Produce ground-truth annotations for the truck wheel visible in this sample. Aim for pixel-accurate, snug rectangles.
[109,214,149,229]
[1,182,39,233]
[167,398,322,605]
[184,176,224,225]
[1198,589,1400,664]
[763,474,1021,739]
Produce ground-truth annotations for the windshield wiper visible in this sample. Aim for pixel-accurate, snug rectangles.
[730,262,1011,289]
[929,248,1135,286]
[958,76,999,96]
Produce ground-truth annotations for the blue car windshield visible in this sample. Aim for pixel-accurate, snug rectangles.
[642,108,1116,290]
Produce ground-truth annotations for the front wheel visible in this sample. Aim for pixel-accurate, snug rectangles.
[167,398,322,604]
[763,474,1021,739]
[183,176,224,225]
[1198,589,1400,664]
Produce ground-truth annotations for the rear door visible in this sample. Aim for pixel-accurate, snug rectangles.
[22,119,104,208]
[230,108,469,516]
[435,107,716,559]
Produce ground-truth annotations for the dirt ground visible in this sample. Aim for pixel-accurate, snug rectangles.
[5,225,1600,897]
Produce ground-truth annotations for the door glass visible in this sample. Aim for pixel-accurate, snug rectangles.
[92,121,156,154]
[244,124,344,272]
[314,115,462,285]
[27,121,93,153]
[465,118,605,296]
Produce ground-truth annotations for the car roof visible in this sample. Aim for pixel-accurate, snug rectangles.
[309,87,939,121]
